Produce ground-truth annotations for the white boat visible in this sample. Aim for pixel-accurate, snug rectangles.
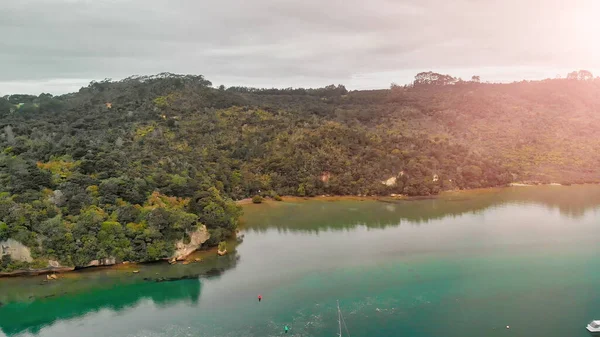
[587,320,600,332]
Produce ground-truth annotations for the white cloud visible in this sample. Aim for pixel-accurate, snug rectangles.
[0,79,90,96]
[1,0,599,94]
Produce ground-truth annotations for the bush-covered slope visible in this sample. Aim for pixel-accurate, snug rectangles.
[1,72,599,271]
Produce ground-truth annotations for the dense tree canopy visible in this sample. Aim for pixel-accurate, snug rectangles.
[1,70,598,271]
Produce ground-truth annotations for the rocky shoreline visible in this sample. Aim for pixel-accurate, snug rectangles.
[0,266,75,277]
[0,225,211,278]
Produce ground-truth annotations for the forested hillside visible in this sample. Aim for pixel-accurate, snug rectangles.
[1,71,599,271]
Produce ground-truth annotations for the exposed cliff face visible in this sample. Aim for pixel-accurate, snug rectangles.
[0,240,74,276]
[0,239,33,262]
[0,239,116,269]
[172,225,210,260]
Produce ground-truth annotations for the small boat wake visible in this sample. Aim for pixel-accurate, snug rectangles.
[337,300,351,337]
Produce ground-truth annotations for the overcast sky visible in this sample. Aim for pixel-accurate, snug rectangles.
[1,0,600,95]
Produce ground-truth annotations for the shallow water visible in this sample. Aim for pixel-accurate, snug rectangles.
[1,185,600,337]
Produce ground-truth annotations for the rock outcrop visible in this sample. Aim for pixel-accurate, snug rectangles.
[320,171,331,183]
[381,176,397,186]
[381,171,405,186]
[48,260,62,268]
[0,239,33,262]
[84,257,117,268]
[172,225,210,261]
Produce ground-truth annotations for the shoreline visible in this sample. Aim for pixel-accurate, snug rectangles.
[1,182,589,278]
[236,182,583,205]
[0,240,229,278]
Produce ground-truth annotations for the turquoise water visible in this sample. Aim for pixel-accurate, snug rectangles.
[1,186,600,337]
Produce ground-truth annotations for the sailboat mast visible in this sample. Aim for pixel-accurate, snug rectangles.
[337,300,342,337]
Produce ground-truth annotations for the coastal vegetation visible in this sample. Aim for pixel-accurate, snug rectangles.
[1,71,599,271]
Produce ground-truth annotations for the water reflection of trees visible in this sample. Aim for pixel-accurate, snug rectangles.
[505,186,600,218]
[244,186,600,233]
[0,253,239,336]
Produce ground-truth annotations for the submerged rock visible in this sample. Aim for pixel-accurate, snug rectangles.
[153,275,198,283]
[205,268,225,277]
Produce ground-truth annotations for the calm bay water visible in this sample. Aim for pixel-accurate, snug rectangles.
[1,186,600,337]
